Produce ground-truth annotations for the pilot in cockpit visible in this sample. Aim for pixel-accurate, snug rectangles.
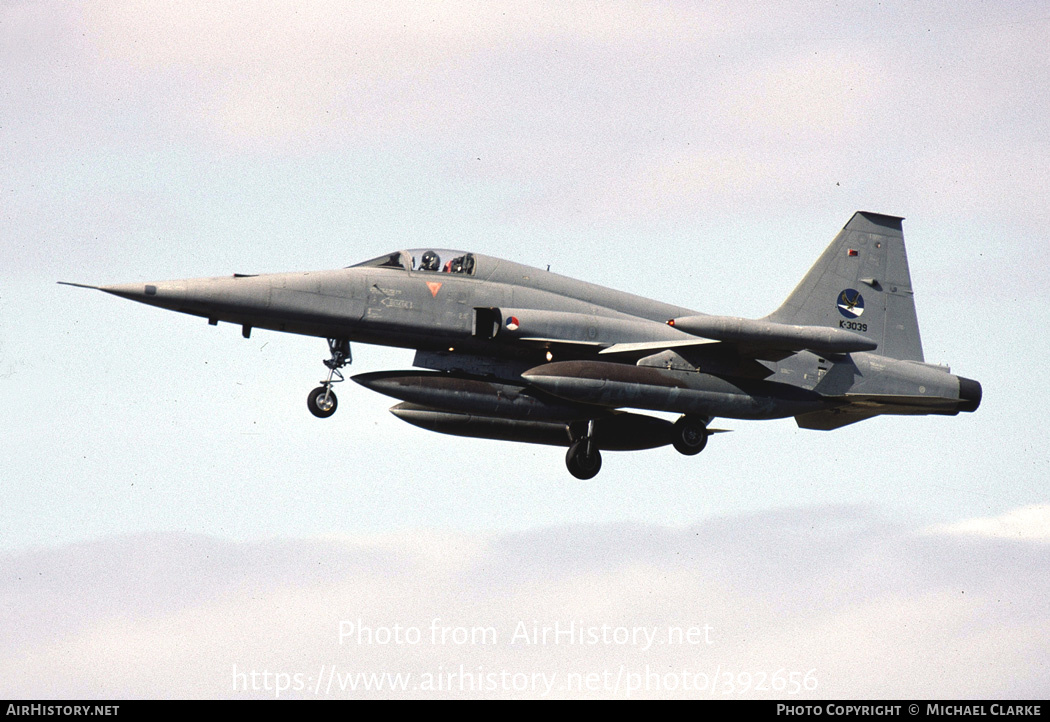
[419,250,440,272]
[446,254,475,274]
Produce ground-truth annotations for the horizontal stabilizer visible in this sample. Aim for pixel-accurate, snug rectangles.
[840,393,962,412]
[797,387,975,430]
[795,410,879,430]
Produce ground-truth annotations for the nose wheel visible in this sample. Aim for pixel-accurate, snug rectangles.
[308,385,338,418]
[308,338,350,418]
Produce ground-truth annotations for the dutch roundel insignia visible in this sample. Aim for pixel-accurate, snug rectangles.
[837,289,865,318]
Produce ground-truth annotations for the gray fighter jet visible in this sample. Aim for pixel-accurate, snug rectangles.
[61,212,981,478]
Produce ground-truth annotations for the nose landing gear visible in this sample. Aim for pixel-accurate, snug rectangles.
[307,338,351,418]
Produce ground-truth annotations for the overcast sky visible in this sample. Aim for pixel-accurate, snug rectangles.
[2,0,1048,698]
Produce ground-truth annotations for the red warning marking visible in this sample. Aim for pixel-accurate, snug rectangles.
[426,282,442,297]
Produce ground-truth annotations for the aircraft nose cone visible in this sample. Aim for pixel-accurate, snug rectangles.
[958,376,982,413]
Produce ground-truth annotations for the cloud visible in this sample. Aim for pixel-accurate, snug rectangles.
[926,504,1050,543]
[76,1,714,148]
[3,506,1048,698]
[7,1,1049,231]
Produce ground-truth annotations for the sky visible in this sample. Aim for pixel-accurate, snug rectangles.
[2,0,1049,699]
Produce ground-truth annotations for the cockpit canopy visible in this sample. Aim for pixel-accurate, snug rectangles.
[352,249,477,275]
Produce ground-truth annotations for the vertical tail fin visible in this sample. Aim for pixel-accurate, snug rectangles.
[765,211,924,362]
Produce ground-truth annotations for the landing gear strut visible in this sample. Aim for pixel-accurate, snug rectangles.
[307,338,350,418]
[672,415,709,456]
[565,419,602,480]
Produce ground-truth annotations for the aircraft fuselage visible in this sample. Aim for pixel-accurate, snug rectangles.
[66,213,982,478]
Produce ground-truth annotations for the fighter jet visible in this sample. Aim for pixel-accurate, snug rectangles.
[61,212,980,479]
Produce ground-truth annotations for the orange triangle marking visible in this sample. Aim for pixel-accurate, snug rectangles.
[426,281,442,297]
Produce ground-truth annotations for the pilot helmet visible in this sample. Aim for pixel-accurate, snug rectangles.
[420,250,439,271]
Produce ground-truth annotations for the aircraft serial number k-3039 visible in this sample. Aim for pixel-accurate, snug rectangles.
[61,212,981,479]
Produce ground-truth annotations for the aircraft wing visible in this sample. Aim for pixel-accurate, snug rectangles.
[517,337,605,348]
[513,335,787,382]
[598,338,719,357]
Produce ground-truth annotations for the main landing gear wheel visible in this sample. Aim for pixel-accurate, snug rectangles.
[307,386,338,418]
[307,337,350,418]
[672,416,709,456]
[566,440,602,480]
